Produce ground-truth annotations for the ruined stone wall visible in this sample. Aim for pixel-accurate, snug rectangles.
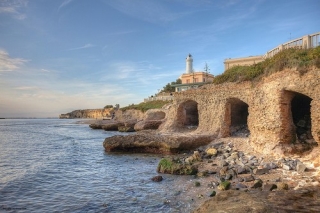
[161,69,320,157]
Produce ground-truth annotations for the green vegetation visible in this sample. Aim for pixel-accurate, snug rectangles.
[161,78,182,93]
[213,46,320,84]
[120,100,172,112]
[104,105,113,109]
[157,158,198,175]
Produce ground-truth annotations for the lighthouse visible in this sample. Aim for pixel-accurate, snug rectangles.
[186,54,193,74]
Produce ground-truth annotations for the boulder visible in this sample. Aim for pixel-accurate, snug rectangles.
[206,148,218,156]
[103,131,215,154]
[134,120,163,131]
[118,126,135,132]
[157,158,198,175]
[151,175,163,182]
[102,122,123,131]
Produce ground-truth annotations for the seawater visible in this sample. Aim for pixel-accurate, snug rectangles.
[0,119,195,213]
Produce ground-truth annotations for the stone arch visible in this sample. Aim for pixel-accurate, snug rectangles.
[280,90,316,148]
[177,100,199,129]
[221,98,250,137]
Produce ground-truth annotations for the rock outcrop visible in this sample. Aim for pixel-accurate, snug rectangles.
[60,108,114,119]
[103,131,215,154]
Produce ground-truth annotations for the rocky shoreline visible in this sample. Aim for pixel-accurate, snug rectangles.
[88,118,320,212]
[156,137,320,212]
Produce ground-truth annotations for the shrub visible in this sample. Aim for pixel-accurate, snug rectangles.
[213,46,320,84]
[120,100,171,112]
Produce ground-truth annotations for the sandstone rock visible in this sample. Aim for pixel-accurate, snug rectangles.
[206,148,218,156]
[102,122,122,131]
[134,120,163,131]
[243,175,254,182]
[193,190,273,213]
[185,151,202,164]
[277,182,289,190]
[282,164,291,170]
[118,126,135,132]
[89,123,103,129]
[253,168,269,175]
[103,132,214,154]
[296,161,307,173]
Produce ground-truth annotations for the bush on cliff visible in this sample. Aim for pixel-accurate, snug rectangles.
[157,158,198,175]
[120,100,171,112]
[213,46,320,84]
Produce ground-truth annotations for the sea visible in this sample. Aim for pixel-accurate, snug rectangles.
[0,119,198,213]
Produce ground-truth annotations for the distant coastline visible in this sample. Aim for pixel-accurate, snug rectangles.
[0,118,5,119]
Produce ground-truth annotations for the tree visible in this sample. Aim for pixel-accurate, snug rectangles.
[160,78,181,93]
[104,105,113,109]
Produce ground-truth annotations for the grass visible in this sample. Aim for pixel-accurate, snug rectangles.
[120,100,172,112]
[213,46,320,84]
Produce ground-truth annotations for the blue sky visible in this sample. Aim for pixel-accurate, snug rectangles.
[0,0,319,118]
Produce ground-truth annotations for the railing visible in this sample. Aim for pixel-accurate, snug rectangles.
[264,32,320,59]
[144,95,174,102]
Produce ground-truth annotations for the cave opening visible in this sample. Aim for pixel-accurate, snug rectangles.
[291,92,314,143]
[178,100,199,130]
[228,98,250,137]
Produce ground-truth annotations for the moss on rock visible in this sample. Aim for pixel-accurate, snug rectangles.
[157,158,198,175]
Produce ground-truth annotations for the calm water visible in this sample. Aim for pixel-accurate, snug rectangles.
[0,119,194,213]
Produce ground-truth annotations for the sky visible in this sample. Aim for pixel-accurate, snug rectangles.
[0,0,319,118]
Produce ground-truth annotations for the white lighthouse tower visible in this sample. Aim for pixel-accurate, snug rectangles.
[186,53,193,74]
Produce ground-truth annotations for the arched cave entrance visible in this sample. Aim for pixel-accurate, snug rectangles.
[281,90,316,152]
[223,98,250,137]
[177,100,199,130]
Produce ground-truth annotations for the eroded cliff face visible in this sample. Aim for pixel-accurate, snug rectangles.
[60,108,114,119]
[160,68,320,159]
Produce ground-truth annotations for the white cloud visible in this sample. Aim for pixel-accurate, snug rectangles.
[67,43,95,51]
[0,49,28,72]
[58,0,74,12]
[0,0,28,20]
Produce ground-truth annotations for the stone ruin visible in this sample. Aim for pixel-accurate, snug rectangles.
[159,69,320,159]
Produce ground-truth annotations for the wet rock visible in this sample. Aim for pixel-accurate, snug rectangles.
[263,183,277,191]
[209,191,216,197]
[151,175,163,182]
[89,123,103,129]
[102,122,123,131]
[157,158,198,175]
[251,179,263,188]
